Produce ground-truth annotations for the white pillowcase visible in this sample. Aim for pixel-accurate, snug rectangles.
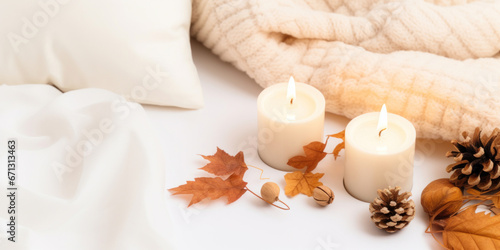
[0,0,204,109]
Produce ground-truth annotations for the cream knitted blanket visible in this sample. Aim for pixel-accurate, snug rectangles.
[191,0,500,140]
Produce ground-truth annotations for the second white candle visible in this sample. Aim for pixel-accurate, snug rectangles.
[344,105,416,202]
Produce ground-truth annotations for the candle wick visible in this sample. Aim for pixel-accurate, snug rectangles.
[378,128,386,137]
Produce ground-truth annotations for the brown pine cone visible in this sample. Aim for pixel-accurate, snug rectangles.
[446,127,500,192]
[369,187,415,233]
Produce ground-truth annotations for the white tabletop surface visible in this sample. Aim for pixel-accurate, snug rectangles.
[144,40,453,250]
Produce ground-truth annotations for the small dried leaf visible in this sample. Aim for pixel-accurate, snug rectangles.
[327,130,345,160]
[169,174,247,206]
[287,141,327,173]
[421,179,463,218]
[443,206,500,249]
[284,171,324,197]
[200,148,248,177]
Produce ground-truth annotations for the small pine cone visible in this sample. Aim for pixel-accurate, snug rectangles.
[446,127,500,192]
[369,187,415,233]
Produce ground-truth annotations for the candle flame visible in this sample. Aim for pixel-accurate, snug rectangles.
[377,104,388,137]
[287,76,296,105]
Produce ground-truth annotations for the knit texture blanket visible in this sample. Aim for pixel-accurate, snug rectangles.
[191,0,500,141]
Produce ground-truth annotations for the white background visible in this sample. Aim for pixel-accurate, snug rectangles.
[145,40,453,250]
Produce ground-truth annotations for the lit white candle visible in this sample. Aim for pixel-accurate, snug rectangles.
[257,77,325,171]
[344,105,416,202]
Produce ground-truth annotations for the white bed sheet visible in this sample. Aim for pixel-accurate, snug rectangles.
[148,40,453,250]
[0,85,176,249]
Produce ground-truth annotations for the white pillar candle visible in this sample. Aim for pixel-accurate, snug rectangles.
[257,77,325,171]
[344,105,416,202]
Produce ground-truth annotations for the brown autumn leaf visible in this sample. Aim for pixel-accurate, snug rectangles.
[327,130,345,160]
[287,141,327,173]
[200,148,248,177]
[421,178,463,219]
[443,206,500,249]
[284,171,324,197]
[169,174,247,207]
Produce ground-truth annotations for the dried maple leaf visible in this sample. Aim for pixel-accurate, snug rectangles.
[284,171,324,197]
[287,141,327,173]
[169,174,247,207]
[327,130,345,160]
[200,148,247,177]
[443,206,500,249]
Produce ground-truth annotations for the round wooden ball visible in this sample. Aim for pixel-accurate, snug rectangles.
[261,182,280,204]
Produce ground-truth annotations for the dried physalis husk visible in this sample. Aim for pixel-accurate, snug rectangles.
[313,185,334,206]
[421,178,463,218]
[261,182,280,204]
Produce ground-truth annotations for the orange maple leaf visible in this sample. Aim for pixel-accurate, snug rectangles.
[200,148,248,177]
[327,130,345,160]
[169,174,247,207]
[443,206,500,249]
[284,171,324,197]
[287,141,327,173]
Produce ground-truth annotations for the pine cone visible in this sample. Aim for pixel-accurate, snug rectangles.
[369,187,415,233]
[446,127,500,192]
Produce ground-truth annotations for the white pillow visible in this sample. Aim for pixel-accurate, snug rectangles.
[0,0,204,109]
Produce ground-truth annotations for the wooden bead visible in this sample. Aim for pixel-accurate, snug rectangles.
[261,182,280,204]
[313,185,334,206]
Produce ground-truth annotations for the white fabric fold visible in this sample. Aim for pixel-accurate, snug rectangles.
[0,84,175,250]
